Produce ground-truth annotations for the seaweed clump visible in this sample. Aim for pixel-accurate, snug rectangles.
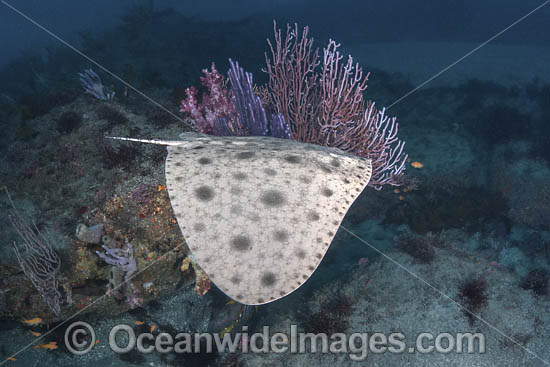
[308,295,353,335]
[458,277,488,324]
[397,233,439,264]
[521,269,549,296]
[97,105,129,129]
[100,141,140,172]
[56,111,82,134]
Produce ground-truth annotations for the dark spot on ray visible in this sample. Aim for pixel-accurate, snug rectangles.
[299,175,312,184]
[321,187,334,197]
[307,211,320,221]
[274,230,289,242]
[296,249,306,259]
[279,291,286,296]
[328,231,334,236]
[237,294,243,300]
[214,173,221,179]
[194,185,214,201]
[316,237,322,243]
[258,298,264,303]
[210,274,215,278]
[261,272,277,287]
[302,274,308,279]
[355,188,361,192]
[233,172,247,180]
[236,151,255,159]
[260,190,286,207]
[230,187,243,195]
[175,176,184,182]
[330,158,341,167]
[264,168,277,176]
[230,276,241,284]
[316,253,323,259]
[308,266,315,271]
[198,157,212,165]
[343,178,351,184]
[192,145,205,150]
[175,162,182,167]
[332,220,339,225]
[284,154,301,164]
[193,223,205,232]
[230,235,251,251]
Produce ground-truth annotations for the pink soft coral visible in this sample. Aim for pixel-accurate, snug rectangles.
[179,63,235,134]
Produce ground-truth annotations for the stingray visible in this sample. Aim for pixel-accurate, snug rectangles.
[110,132,372,305]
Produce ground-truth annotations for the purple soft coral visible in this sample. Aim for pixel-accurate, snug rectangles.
[180,60,291,139]
[96,243,137,282]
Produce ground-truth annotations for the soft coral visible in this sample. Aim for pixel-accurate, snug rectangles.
[179,63,235,134]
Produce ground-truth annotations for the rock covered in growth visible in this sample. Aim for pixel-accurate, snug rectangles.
[75,223,104,244]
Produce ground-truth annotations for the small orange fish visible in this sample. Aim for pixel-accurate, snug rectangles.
[5,357,16,361]
[393,188,400,194]
[150,325,156,333]
[95,340,100,345]
[29,331,41,337]
[22,317,42,326]
[33,341,58,350]
[411,161,424,169]
[399,195,405,201]
[157,185,163,192]
[402,187,409,193]
[135,321,145,325]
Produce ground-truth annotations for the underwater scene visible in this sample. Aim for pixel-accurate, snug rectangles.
[0,0,549,366]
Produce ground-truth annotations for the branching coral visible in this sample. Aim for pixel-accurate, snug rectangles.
[180,60,291,139]
[179,22,407,189]
[263,22,407,188]
[6,188,62,316]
